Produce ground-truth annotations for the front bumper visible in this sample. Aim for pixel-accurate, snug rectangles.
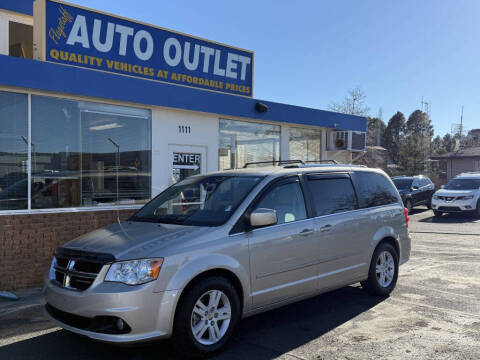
[44,276,180,343]
[431,198,476,213]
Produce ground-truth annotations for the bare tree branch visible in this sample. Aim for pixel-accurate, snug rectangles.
[328,86,370,116]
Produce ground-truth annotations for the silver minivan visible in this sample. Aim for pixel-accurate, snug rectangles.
[44,163,411,356]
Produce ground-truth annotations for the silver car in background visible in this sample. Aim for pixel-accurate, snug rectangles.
[431,172,480,217]
[44,162,411,357]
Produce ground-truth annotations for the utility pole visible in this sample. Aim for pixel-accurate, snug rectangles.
[460,105,464,146]
[421,97,431,175]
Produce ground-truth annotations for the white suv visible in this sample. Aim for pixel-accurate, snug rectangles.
[431,172,480,217]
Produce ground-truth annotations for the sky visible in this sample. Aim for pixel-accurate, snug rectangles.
[70,0,480,137]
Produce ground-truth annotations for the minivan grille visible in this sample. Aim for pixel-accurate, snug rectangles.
[52,248,115,291]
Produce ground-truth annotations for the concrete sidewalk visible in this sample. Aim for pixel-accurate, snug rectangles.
[0,288,56,346]
[0,288,44,317]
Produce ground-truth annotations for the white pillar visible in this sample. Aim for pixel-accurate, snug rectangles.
[321,129,328,160]
[280,125,290,160]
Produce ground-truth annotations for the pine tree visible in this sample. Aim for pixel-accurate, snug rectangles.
[382,112,406,164]
[442,133,457,152]
[399,110,433,175]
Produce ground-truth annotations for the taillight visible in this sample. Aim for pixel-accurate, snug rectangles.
[403,207,410,228]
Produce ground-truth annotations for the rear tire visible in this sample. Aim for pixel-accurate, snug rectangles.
[172,276,240,358]
[433,210,443,218]
[361,242,399,296]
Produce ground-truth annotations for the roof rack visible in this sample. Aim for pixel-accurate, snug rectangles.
[242,159,366,169]
[304,160,339,164]
[242,160,305,168]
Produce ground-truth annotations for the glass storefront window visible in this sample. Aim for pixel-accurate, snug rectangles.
[80,104,151,206]
[0,91,28,210]
[219,119,280,170]
[289,127,322,162]
[31,96,81,208]
[31,95,151,209]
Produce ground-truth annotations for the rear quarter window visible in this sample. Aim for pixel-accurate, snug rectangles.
[353,171,400,208]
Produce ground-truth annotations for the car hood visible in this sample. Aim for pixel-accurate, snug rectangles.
[62,221,211,259]
[434,189,476,197]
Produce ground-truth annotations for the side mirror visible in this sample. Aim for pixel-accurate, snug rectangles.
[250,208,277,228]
[411,186,419,191]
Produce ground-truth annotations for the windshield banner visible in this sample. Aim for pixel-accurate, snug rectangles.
[34,0,254,97]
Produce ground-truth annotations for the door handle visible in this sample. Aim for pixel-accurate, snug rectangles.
[299,228,314,236]
[320,224,332,232]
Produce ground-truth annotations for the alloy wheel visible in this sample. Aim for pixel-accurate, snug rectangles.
[376,251,395,288]
[190,290,232,345]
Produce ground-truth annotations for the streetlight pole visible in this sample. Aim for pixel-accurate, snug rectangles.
[107,138,120,206]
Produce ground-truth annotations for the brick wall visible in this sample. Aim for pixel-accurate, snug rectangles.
[0,209,136,291]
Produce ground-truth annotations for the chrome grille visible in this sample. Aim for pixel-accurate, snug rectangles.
[52,248,115,291]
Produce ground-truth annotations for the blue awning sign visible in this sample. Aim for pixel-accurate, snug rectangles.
[33,0,254,97]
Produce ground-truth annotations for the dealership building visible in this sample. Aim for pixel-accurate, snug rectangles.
[0,0,366,290]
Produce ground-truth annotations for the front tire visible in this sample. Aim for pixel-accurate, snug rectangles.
[476,200,480,219]
[433,210,443,217]
[361,242,399,296]
[172,276,240,357]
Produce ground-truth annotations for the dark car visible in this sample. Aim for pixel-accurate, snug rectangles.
[392,175,435,213]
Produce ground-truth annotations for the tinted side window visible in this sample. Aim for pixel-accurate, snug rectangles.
[307,177,358,216]
[354,172,399,208]
[253,180,307,225]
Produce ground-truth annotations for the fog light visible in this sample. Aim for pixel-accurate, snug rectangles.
[465,205,472,209]
[116,318,125,331]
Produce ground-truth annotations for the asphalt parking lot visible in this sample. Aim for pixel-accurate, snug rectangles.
[1,208,479,360]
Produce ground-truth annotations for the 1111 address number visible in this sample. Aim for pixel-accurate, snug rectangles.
[178,125,191,134]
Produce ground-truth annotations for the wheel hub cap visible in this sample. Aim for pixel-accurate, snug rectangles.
[376,251,395,288]
[191,290,231,345]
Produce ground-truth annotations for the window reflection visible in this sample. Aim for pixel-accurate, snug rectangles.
[31,95,151,209]
[219,119,280,170]
[80,105,151,206]
[0,91,28,210]
[31,96,80,208]
[289,127,321,161]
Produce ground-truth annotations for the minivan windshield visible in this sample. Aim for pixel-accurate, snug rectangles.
[393,178,413,190]
[130,175,263,226]
[444,178,480,190]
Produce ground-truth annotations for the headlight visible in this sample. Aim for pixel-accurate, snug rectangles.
[457,195,474,200]
[433,195,439,200]
[105,258,163,285]
[49,257,57,280]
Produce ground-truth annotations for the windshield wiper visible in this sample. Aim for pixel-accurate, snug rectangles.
[155,218,185,225]
[129,217,158,223]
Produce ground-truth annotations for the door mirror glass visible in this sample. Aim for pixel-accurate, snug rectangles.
[250,208,277,227]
